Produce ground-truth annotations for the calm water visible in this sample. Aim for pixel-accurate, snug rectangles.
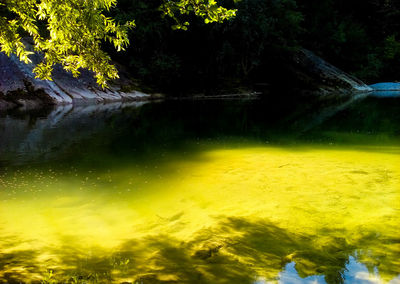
[0,94,399,284]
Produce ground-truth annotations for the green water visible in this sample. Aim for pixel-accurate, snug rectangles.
[0,95,399,283]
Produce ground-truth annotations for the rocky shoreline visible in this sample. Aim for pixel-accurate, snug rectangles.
[1,45,374,110]
[0,44,151,111]
[286,49,373,96]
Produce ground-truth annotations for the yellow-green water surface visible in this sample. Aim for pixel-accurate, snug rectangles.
[0,97,399,283]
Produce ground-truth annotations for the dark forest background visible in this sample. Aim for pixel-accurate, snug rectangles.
[104,0,400,95]
[2,0,398,95]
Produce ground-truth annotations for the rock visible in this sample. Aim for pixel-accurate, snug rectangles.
[369,82,400,91]
[193,245,223,260]
[0,40,150,109]
[368,82,400,97]
[0,99,16,110]
[292,49,372,95]
[270,49,373,96]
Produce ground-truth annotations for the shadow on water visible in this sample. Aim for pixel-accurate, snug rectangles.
[1,93,399,171]
[0,216,399,283]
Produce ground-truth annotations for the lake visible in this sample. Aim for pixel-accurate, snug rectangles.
[0,93,399,283]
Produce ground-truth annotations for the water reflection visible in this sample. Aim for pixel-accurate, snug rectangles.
[0,101,147,165]
[0,96,399,283]
[278,262,326,284]
[370,91,400,98]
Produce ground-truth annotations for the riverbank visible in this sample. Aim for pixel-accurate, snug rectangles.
[0,47,151,110]
[0,46,373,110]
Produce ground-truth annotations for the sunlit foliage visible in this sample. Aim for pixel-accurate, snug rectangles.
[160,0,237,30]
[0,0,235,87]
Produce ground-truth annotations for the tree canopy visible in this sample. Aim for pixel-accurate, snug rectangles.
[0,0,236,87]
[2,0,400,93]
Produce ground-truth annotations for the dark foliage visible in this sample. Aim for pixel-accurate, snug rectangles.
[299,0,400,83]
[108,0,303,94]
[2,0,395,94]
[106,0,400,94]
